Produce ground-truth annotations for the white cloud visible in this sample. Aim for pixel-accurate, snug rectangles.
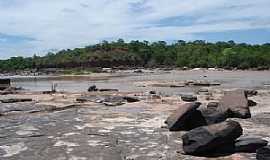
[0,0,269,58]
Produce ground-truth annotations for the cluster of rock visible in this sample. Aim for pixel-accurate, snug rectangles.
[77,94,140,106]
[88,85,119,92]
[165,90,269,158]
[136,80,221,88]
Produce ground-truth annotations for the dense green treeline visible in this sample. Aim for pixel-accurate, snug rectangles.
[1,39,270,71]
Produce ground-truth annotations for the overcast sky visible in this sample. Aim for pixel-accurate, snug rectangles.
[0,0,270,59]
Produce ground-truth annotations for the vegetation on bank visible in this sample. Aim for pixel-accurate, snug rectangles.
[1,39,270,71]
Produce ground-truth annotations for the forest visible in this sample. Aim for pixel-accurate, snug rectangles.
[1,39,270,71]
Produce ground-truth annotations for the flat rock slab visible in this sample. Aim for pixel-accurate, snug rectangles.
[0,98,32,103]
[218,90,251,119]
[0,101,182,160]
[182,120,243,156]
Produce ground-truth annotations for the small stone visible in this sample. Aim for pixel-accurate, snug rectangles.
[181,95,197,102]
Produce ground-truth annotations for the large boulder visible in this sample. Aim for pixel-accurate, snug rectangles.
[256,145,270,160]
[182,120,243,156]
[234,137,268,153]
[218,90,251,119]
[165,102,203,131]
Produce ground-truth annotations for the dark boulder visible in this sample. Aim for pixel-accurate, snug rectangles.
[234,137,268,153]
[248,99,257,107]
[149,91,156,95]
[88,85,98,92]
[165,102,203,131]
[218,90,251,119]
[123,96,140,103]
[256,145,270,160]
[182,120,243,156]
[244,90,258,97]
[181,95,197,102]
[0,79,10,90]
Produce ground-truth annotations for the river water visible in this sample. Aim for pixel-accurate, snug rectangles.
[7,70,270,94]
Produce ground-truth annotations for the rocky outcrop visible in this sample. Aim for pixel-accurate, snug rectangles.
[256,145,270,160]
[182,120,243,156]
[218,90,251,119]
[234,137,268,153]
[165,102,203,131]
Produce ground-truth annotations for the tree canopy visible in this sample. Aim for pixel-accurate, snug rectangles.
[1,40,270,71]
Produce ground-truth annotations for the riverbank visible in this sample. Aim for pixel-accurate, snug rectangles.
[1,70,270,159]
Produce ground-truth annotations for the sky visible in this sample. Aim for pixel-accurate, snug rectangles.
[0,0,270,59]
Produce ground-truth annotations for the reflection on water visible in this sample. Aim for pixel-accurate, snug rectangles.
[9,70,270,94]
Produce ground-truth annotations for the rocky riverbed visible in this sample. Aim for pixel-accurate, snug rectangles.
[1,70,270,160]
